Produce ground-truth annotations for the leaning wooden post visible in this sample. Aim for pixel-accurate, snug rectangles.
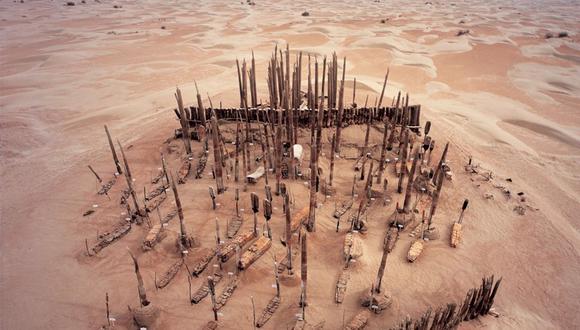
[128,250,149,307]
[300,229,308,306]
[432,142,449,184]
[88,165,102,183]
[284,193,293,275]
[207,276,218,321]
[104,125,123,175]
[402,148,420,213]
[374,245,389,294]
[117,141,141,215]
[251,193,259,237]
[175,87,192,155]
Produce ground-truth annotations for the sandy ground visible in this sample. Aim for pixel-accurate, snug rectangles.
[1,0,579,329]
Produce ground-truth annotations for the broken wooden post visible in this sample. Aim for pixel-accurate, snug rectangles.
[104,125,123,175]
[251,192,259,237]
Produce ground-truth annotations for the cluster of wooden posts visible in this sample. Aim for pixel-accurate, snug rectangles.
[85,44,500,329]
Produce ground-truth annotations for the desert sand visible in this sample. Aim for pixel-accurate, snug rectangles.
[1,0,579,329]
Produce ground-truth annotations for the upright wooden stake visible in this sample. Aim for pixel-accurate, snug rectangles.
[433,142,449,184]
[300,230,308,306]
[329,132,336,187]
[210,109,225,194]
[117,141,141,215]
[396,130,409,194]
[334,57,347,153]
[375,71,390,184]
[284,193,293,274]
[175,87,192,155]
[251,193,259,237]
[207,276,218,321]
[170,173,191,250]
[403,148,420,213]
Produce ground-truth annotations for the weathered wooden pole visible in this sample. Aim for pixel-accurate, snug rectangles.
[117,141,141,215]
[315,57,327,163]
[396,130,409,194]
[427,167,446,228]
[300,230,308,306]
[207,276,218,321]
[175,87,192,155]
[251,193,259,237]
[403,148,420,213]
[386,92,401,152]
[210,109,225,194]
[329,132,336,187]
[284,193,293,275]
[170,173,192,250]
[374,71,390,184]
[274,111,283,195]
[209,186,217,210]
[334,57,346,153]
[195,81,207,128]
[433,142,449,184]
[374,243,390,294]
[359,95,372,180]
[104,125,123,175]
[128,250,149,307]
[264,199,272,239]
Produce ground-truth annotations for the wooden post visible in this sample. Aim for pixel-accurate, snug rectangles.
[264,199,272,239]
[210,109,225,194]
[274,111,283,195]
[251,192,259,237]
[329,132,336,187]
[117,141,141,215]
[360,95,372,181]
[209,186,216,210]
[128,250,149,307]
[433,142,449,184]
[374,71,390,184]
[263,124,273,170]
[207,276,218,321]
[251,296,256,330]
[235,188,240,217]
[170,173,191,250]
[428,166,446,229]
[334,57,346,153]
[175,87,192,155]
[274,261,281,297]
[104,125,123,175]
[215,217,221,245]
[300,230,307,306]
[397,130,409,194]
[316,57,327,163]
[105,292,111,326]
[235,114,241,182]
[284,193,293,275]
[403,148,420,213]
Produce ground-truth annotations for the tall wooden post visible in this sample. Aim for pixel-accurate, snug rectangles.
[170,173,191,249]
[432,142,449,184]
[104,125,122,175]
[284,193,293,274]
[334,57,346,153]
[403,148,420,213]
[396,130,409,194]
[210,109,225,193]
[374,71,390,184]
[300,230,307,306]
[428,160,447,228]
[329,132,336,187]
[117,141,141,215]
[175,87,192,155]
